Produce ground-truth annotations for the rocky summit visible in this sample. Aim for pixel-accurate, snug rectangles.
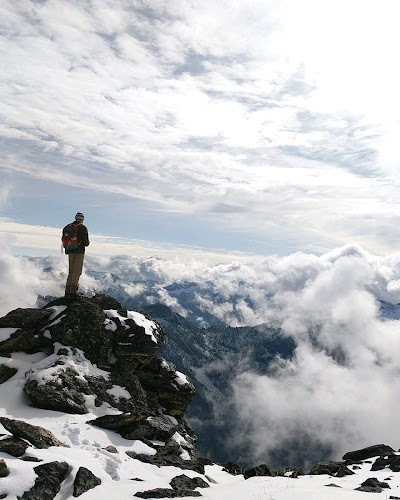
[3,294,400,499]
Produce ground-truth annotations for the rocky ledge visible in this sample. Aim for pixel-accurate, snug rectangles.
[0,294,202,475]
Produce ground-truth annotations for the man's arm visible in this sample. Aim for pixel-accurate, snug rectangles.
[80,225,90,247]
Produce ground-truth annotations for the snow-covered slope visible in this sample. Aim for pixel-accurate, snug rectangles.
[2,359,400,499]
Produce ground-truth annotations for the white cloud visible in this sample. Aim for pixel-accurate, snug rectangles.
[2,0,400,253]
[0,241,62,317]
[3,239,400,465]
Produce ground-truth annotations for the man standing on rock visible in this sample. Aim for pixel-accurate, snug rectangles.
[62,212,90,298]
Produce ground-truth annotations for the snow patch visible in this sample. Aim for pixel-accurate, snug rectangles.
[103,309,158,343]
[174,371,189,386]
[25,343,110,386]
[47,305,67,320]
[106,385,131,401]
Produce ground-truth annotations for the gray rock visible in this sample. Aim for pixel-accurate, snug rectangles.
[343,444,394,462]
[123,415,178,441]
[20,476,61,500]
[275,466,304,478]
[0,418,67,449]
[34,461,70,482]
[170,474,209,490]
[135,489,201,498]
[355,477,390,493]
[126,439,204,474]
[221,462,243,475]
[244,464,273,479]
[309,461,345,476]
[20,461,70,500]
[335,464,355,477]
[0,365,17,384]
[0,437,29,457]
[73,466,101,497]
[0,458,10,477]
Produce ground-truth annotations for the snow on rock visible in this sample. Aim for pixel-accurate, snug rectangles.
[25,343,110,386]
[174,371,189,386]
[106,385,132,402]
[126,311,158,343]
[46,305,67,321]
[104,309,159,343]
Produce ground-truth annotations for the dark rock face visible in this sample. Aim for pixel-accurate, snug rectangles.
[0,294,200,473]
[243,464,273,479]
[0,436,29,457]
[343,444,394,462]
[0,417,67,449]
[0,364,17,384]
[73,466,101,497]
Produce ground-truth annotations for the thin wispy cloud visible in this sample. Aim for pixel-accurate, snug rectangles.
[1,0,400,254]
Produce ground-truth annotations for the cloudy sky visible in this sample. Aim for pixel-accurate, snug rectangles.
[1,0,400,260]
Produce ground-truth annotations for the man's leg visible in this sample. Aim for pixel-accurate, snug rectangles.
[69,254,85,295]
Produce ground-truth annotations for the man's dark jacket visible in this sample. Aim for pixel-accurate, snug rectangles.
[66,222,90,254]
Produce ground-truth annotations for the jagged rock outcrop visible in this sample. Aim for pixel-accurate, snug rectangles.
[0,294,201,472]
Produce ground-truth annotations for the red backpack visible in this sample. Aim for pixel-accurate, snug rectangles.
[62,223,80,253]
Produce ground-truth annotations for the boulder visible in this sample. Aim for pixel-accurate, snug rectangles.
[126,439,204,474]
[73,466,101,497]
[20,461,70,500]
[170,474,209,490]
[221,462,243,475]
[0,458,10,477]
[343,444,394,462]
[355,477,390,493]
[0,417,67,449]
[135,489,201,498]
[0,436,29,457]
[275,466,304,478]
[42,297,113,366]
[244,464,273,479]
[309,461,345,476]
[122,415,178,441]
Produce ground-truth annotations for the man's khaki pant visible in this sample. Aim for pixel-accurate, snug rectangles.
[65,253,85,295]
